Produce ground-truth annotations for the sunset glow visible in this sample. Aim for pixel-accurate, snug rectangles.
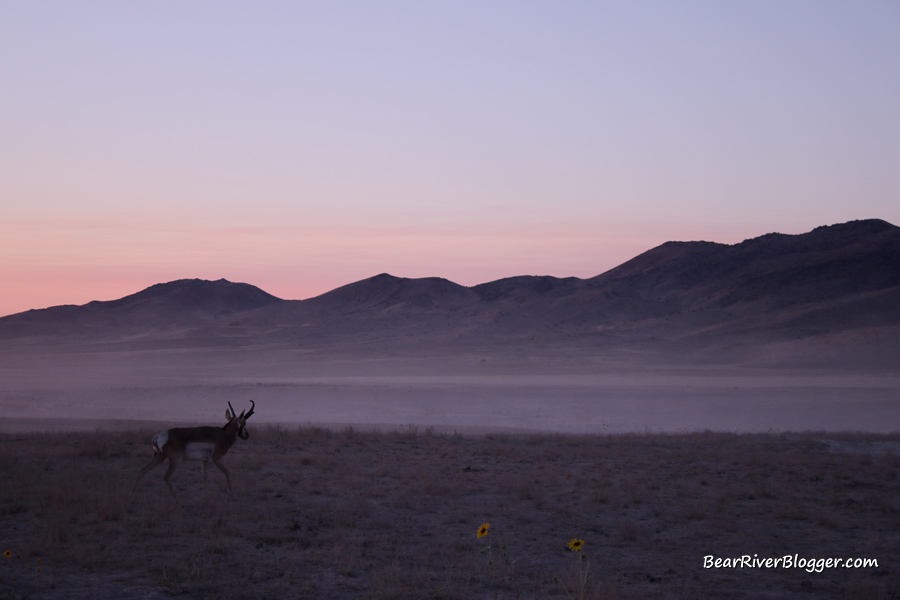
[3,2,899,316]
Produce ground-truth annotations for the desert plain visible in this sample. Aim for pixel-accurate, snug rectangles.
[2,220,899,598]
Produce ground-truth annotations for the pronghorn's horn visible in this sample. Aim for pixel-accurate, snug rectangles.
[244,400,255,419]
[227,401,236,420]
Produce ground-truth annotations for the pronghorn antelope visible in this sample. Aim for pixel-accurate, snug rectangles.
[132,400,255,496]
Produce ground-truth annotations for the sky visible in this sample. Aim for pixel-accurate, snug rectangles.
[2,1,899,317]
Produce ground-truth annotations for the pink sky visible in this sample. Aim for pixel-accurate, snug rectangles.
[3,2,899,317]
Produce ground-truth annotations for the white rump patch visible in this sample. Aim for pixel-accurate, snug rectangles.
[184,442,216,461]
[152,431,168,453]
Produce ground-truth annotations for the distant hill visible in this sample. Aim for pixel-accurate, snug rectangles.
[0,279,282,337]
[309,273,478,313]
[576,218,900,335]
[2,219,898,365]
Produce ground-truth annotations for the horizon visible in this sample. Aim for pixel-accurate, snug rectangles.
[4,3,899,317]
[3,216,894,318]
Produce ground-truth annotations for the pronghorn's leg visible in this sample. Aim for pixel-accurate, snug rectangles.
[163,458,180,497]
[131,452,166,494]
[211,457,232,493]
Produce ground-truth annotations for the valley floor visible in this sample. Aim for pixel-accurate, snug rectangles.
[1,426,898,599]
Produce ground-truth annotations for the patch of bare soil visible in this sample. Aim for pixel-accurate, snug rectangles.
[1,427,898,599]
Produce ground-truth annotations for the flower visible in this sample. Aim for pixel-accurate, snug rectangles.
[567,538,584,552]
[3,550,11,558]
[477,523,490,538]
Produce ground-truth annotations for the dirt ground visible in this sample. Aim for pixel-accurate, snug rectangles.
[1,426,898,599]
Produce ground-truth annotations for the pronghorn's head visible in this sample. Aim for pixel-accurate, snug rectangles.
[226,400,255,440]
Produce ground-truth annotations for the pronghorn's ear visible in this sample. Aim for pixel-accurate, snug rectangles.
[225,408,233,421]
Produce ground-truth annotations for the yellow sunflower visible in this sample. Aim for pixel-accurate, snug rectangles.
[477,523,490,538]
[3,550,11,558]
[567,538,584,552]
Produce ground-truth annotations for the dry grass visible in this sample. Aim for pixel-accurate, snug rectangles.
[1,427,898,599]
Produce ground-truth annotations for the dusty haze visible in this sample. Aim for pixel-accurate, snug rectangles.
[1,348,898,435]
[1,219,898,434]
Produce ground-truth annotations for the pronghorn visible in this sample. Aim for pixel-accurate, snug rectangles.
[132,400,255,496]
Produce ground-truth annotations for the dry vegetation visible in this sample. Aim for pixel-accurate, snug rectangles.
[1,426,898,599]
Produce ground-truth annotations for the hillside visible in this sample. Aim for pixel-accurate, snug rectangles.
[2,219,898,365]
[0,278,283,338]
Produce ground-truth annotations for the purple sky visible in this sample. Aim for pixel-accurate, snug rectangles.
[2,2,899,316]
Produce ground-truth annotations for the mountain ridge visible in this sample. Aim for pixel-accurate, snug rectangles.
[2,219,898,363]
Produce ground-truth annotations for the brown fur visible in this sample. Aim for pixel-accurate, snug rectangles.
[132,401,254,496]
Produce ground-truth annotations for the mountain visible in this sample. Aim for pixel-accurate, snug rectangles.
[573,218,900,332]
[0,279,282,337]
[592,218,899,304]
[2,219,898,364]
[611,219,897,331]
[308,273,478,313]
